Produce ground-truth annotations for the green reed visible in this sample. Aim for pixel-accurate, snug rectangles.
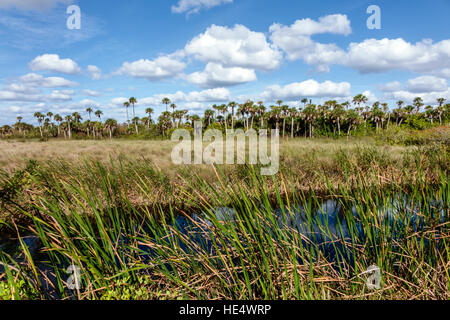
[0,152,448,300]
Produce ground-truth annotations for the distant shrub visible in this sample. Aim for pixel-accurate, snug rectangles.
[377,126,450,146]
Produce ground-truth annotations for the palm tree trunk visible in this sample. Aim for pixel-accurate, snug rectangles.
[291,118,294,138]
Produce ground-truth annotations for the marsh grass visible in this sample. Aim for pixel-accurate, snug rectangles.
[0,138,448,300]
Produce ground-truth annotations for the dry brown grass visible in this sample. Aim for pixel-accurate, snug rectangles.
[0,137,412,173]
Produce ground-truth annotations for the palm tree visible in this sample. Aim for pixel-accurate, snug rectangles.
[129,97,137,117]
[132,117,140,132]
[65,115,73,139]
[170,103,177,128]
[86,107,93,121]
[246,103,257,130]
[54,114,62,137]
[71,112,81,124]
[381,103,389,129]
[413,97,424,115]
[289,107,297,138]
[228,102,237,130]
[123,102,130,124]
[15,116,23,135]
[301,98,308,108]
[269,106,281,131]
[34,112,44,138]
[353,94,368,130]
[129,97,138,134]
[303,104,317,138]
[371,103,384,132]
[94,110,102,122]
[220,104,228,132]
[179,109,188,128]
[158,111,172,136]
[436,98,446,125]
[345,109,361,139]
[145,108,154,129]
[85,107,93,137]
[280,105,289,138]
[105,119,117,139]
[425,106,435,124]
[257,102,266,129]
[331,103,345,136]
[204,109,215,126]
[162,98,171,112]
[403,105,414,125]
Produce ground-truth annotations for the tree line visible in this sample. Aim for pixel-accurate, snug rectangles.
[1,95,449,140]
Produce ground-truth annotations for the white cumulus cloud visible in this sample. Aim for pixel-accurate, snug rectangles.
[82,89,102,97]
[344,39,450,76]
[18,73,78,88]
[380,76,450,104]
[87,65,102,80]
[112,88,230,108]
[185,24,282,71]
[269,14,351,72]
[186,63,257,88]
[29,54,81,75]
[172,0,233,15]
[261,79,351,101]
[0,0,73,11]
[116,56,186,81]
[405,76,448,93]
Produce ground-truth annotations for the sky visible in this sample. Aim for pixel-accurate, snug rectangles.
[0,0,449,125]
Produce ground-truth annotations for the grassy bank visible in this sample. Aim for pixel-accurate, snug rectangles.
[0,136,448,300]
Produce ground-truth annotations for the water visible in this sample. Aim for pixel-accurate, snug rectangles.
[0,195,447,298]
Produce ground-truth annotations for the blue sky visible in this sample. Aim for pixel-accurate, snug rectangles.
[0,0,449,124]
